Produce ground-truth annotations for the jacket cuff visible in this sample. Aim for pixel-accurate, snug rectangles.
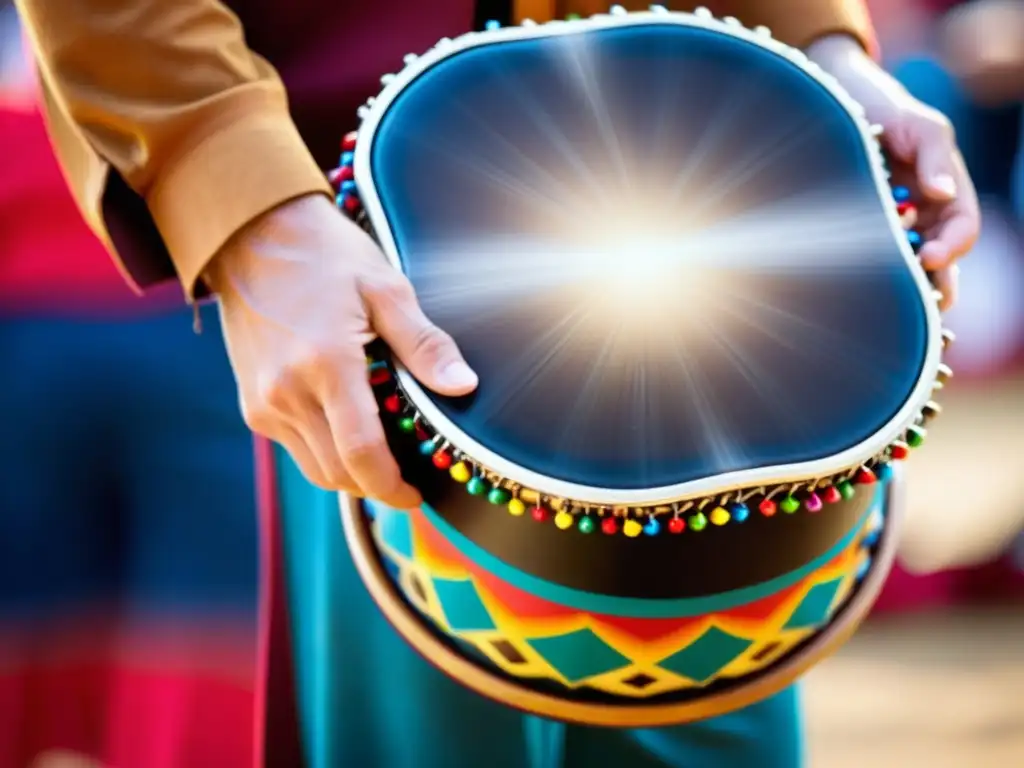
[145,95,333,301]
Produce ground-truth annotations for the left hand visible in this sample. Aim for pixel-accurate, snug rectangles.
[807,34,980,311]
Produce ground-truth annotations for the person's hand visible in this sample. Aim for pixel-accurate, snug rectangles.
[807,34,981,310]
[206,194,479,507]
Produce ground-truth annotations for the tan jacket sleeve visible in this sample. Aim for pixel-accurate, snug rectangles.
[15,0,332,300]
[538,1,878,58]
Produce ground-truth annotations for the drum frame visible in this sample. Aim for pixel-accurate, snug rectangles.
[339,466,904,727]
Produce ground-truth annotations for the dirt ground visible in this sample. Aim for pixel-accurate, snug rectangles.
[804,607,1024,768]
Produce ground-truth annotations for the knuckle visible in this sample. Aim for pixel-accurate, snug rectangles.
[363,273,416,307]
[410,324,456,362]
[339,437,388,466]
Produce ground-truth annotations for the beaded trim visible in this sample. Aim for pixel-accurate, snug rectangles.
[330,7,953,537]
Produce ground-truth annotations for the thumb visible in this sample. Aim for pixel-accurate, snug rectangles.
[367,278,478,396]
[913,125,959,201]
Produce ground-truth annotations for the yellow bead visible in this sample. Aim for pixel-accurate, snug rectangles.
[508,498,526,517]
[623,519,643,538]
[449,462,471,483]
[554,511,573,530]
[710,507,731,526]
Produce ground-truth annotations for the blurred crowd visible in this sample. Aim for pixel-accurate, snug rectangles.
[0,1,1023,766]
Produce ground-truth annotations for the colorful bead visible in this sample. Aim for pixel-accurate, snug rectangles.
[643,518,661,536]
[369,368,391,386]
[710,506,730,526]
[341,151,355,166]
[508,498,526,517]
[805,492,823,512]
[728,502,749,522]
[418,440,436,456]
[340,180,357,195]
[414,424,429,440]
[398,417,416,433]
[838,480,855,500]
[341,132,358,151]
[906,425,926,447]
[578,516,596,534]
[431,450,452,470]
[601,517,618,535]
[822,486,842,504]
[907,230,923,252]
[531,506,549,522]
[383,394,401,413]
[466,476,487,496]
[922,401,942,422]
[343,195,361,214]
[780,495,800,514]
[484,19,501,30]
[554,510,574,530]
[856,468,876,485]
[892,186,911,203]
[449,461,470,483]
[689,512,708,531]
[668,517,686,534]
[876,463,894,481]
[759,499,777,517]
[623,519,643,538]
[487,487,511,505]
[890,441,910,460]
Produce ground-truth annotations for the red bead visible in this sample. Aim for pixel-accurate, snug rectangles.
[890,442,910,460]
[341,132,358,151]
[383,394,401,413]
[856,468,876,485]
[896,201,915,215]
[327,166,355,188]
[759,499,777,517]
[369,369,391,386]
[343,195,361,214]
[530,506,548,522]
[414,424,429,441]
[822,486,842,504]
[601,517,618,535]
[432,450,452,470]
[668,517,686,534]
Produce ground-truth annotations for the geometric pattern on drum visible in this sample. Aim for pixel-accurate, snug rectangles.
[367,494,884,699]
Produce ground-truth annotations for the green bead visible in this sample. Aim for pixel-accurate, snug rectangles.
[838,481,855,500]
[565,12,581,20]
[398,417,416,433]
[906,425,926,447]
[466,477,487,496]
[487,487,511,505]
[578,516,596,534]
[780,495,800,514]
[689,512,708,531]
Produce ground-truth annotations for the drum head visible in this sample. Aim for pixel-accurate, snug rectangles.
[359,21,939,502]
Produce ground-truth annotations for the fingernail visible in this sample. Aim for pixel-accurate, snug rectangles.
[929,173,957,198]
[437,360,478,389]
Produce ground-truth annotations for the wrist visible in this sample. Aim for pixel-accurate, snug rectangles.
[805,33,871,73]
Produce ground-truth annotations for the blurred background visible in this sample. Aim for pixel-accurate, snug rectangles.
[1,1,1023,766]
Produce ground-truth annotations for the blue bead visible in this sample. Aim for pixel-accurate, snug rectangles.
[484,19,501,30]
[728,502,749,522]
[907,230,923,252]
[856,557,872,581]
[863,529,882,548]
[340,180,357,195]
[643,518,661,536]
[892,186,911,203]
[876,463,894,481]
[419,440,436,456]
[335,194,345,208]
[341,151,355,166]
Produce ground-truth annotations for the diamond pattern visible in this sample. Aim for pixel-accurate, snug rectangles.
[432,578,497,632]
[527,629,632,684]
[656,627,753,683]
[784,577,846,630]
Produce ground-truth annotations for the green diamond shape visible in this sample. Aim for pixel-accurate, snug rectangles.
[784,577,846,630]
[432,578,496,633]
[376,506,413,559]
[657,627,753,683]
[526,629,631,684]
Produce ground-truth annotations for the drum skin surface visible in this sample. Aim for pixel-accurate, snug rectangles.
[336,10,949,726]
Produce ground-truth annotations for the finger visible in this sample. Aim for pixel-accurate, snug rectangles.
[930,264,960,311]
[323,355,422,509]
[279,423,359,492]
[364,276,478,396]
[911,118,960,202]
[920,209,980,270]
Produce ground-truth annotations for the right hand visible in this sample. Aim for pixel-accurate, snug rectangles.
[206,193,479,508]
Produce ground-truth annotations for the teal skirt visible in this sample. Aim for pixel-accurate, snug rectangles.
[275,446,805,768]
